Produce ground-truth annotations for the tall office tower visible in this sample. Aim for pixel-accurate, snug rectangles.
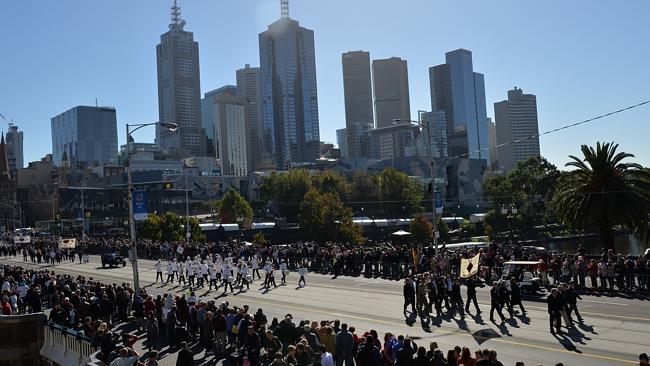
[421,111,449,159]
[494,87,540,172]
[51,106,118,167]
[342,51,374,157]
[429,49,489,164]
[210,87,249,176]
[372,57,411,128]
[259,0,320,169]
[236,64,266,170]
[156,0,206,159]
[487,118,498,170]
[201,86,237,159]
[5,125,23,174]
[336,128,348,159]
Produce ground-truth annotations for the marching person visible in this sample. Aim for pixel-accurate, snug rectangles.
[508,277,526,315]
[165,260,174,284]
[547,287,562,334]
[465,275,481,314]
[489,282,505,323]
[155,260,163,283]
[279,261,288,285]
[298,265,307,287]
[566,281,583,322]
[403,278,416,316]
[240,263,251,290]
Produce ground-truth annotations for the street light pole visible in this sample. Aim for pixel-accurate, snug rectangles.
[185,170,190,244]
[125,121,178,296]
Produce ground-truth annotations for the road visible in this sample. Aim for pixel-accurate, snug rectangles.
[2,255,648,366]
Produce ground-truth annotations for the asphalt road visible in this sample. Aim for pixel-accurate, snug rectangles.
[2,255,649,366]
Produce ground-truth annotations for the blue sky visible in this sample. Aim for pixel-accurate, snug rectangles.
[1,0,649,168]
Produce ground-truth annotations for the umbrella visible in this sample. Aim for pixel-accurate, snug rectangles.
[391,230,411,236]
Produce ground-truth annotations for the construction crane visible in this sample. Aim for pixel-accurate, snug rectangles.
[0,112,15,128]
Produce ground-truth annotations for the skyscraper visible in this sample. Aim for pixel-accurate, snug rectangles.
[259,0,320,169]
[210,87,249,176]
[156,0,206,159]
[342,51,374,157]
[487,118,498,170]
[420,111,449,159]
[429,49,489,164]
[336,128,348,159]
[494,87,540,172]
[51,106,118,167]
[236,64,266,170]
[5,125,23,175]
[372,57,411,128]
[201,86,237,159]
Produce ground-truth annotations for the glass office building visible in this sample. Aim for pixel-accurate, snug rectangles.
[51,106,118,167]
[259,16,320,169]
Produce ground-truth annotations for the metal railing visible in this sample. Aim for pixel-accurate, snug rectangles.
[40,321,96,366]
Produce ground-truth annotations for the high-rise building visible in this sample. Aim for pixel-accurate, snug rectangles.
[210,87,249,176]
[487,118,498,170]
[156,0,206,159]
[429,49,489,164]
[236,64,266,170]
[336,128,348,159]
[51,106,118,167]
[342,51,374,157]
[5,125,23,174]
[259,0,320,169]
[494,87,540,172]
[420,111,449,159]
[202,85,237,160]
[373,57,411,128]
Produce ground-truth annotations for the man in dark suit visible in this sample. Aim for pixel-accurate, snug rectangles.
[176,341,194,365]
[465,275,481,314]
[489,282,505,323]
[403,278,416,315]
[509,277,526,315]
[547,288,562,334]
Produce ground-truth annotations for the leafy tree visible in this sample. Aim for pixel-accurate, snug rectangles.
[219,189,254,229]
[410,213,432,243]
[350,171,380,215]
[139,212,206,243]
[552,142,650,249]
[252,231,268,246]
[312,170,351,201]
[299,188,364,244]
[378,168,423,216]
[259,169,312,220]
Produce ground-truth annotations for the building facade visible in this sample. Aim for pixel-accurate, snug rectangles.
[236,65,266,170]
[156,1,206,159]
[259,6,320,169]
[5,125,23,175]
[342,51,374,157]
[494,87,540,172]
[202,86,237,159]
[487,118,499,171]
[51,106,118,167]
[373,57,411,128]
[336,128,348,159]
[429,49,489,164]
[420,111,449,160]
[211,89,249,176]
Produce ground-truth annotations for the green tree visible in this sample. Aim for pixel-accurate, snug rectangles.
[139,212,205,243]
[552,142,650,249]
[378,168,423,216]
[219,189,254,229]
[259,169,313,220]
[312,170,351,201]
[410,213,432,243]
[139,214,162,242]
[299,188,364,244]
[350,171,380,215]
[252,232,268,246]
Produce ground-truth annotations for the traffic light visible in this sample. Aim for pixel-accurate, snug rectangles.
[163,182,174,189]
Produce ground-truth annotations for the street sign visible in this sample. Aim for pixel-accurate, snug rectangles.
[434,191,443,214]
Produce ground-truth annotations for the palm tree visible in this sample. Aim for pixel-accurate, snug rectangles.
[552,142,650,250]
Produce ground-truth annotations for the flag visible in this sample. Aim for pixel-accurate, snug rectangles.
[460,253,480,278]
[58,238,77,249]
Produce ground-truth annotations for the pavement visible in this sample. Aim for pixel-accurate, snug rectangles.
[2,255,649,366]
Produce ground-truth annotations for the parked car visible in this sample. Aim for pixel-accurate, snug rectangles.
[501,260,542,294]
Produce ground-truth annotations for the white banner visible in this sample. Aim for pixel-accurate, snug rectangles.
[13,235,31,244]
[58,238,77,249]
[460,253,480,278]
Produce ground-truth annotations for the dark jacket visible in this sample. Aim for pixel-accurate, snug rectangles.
[176,347,194,365]
[547,294,561,313]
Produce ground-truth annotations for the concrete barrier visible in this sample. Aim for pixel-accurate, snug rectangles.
[0,313,47,366]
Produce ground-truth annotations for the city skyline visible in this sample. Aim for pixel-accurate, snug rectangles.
[1,0,649,168]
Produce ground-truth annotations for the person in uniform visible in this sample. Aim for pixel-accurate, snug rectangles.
[547,288,562,334]
[155,260,163,283]
[403,278,416,316]
[465,275,481,314]
[508,277,526,315]
[489,282,506,323]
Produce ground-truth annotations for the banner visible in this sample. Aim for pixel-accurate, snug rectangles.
[13,235,31,244]
[434,191,443,214]
[58,238,77,249]
[460,253,480,278]
[133,190,148,221]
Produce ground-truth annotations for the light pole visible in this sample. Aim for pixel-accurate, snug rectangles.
[185,171,190,244]
[126,122,177,295]
[394,117,440,255]
[500,204,518,238]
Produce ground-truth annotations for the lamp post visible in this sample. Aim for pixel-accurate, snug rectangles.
[500,204,518,238]
[394,117,440,255]
[185,171,190,244]
[126,122,177,295]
